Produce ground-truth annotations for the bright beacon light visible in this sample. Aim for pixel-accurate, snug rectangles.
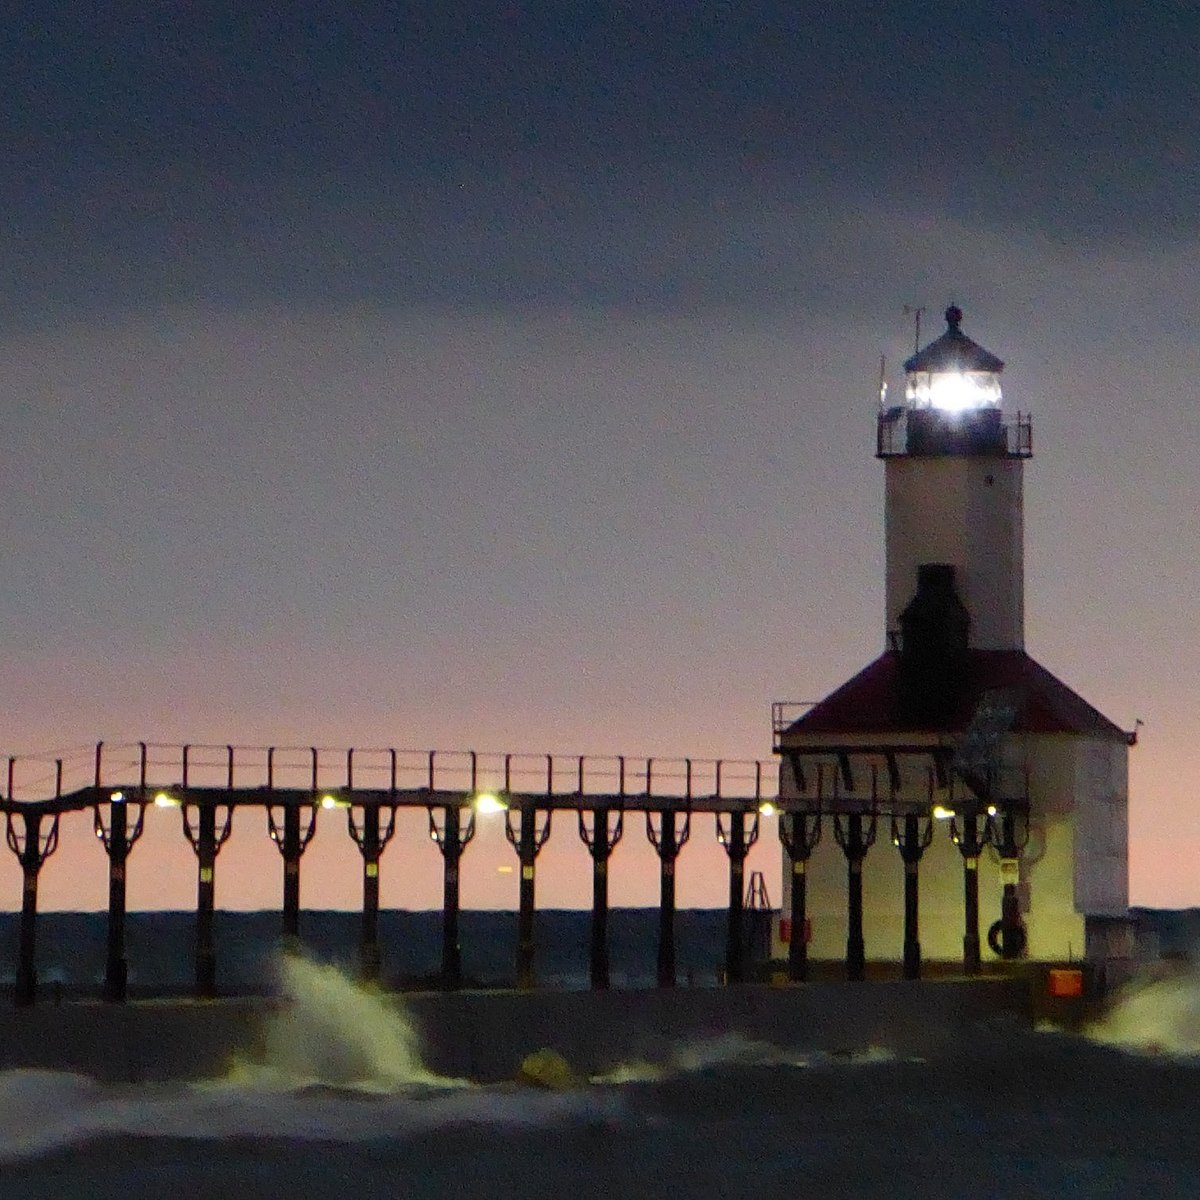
[927,371,1002,414]
[474,792,507,815]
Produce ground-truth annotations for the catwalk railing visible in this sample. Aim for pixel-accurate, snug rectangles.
[1,742,1030,1004]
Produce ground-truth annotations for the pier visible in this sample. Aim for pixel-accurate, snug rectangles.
[0,738,1039,1005]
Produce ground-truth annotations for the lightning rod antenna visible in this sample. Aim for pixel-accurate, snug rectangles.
[903,304,926,355]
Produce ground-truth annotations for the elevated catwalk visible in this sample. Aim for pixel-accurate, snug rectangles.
[2,740,1045,1004]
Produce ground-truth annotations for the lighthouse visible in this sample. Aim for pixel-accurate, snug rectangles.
[773,307,1133,977]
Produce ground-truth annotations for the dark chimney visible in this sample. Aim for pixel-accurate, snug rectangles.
[898,563,970,723]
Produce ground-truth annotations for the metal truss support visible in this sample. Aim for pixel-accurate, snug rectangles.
[579,806,623,990]
[779,810,821,982]
[716,811,760,984]
[834,812,877,981]
[647,809,690,987]
[93,784,147,1002]
[891,812,934,980]
[181,745,235,997]
[182,797,234,997]
[349,800,398,983]
[5,793,60,1006]
[265,748,319,942]
[505,803,552,990]
[345,749,399,981]
[429,803,475,990]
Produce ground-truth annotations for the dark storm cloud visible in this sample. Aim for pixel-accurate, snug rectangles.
[6,2,1200,315]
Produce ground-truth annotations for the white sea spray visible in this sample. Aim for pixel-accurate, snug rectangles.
[0,953,620,1164]
[1086,962,1200,1057]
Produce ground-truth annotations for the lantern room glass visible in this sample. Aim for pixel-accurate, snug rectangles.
[905,369,1003,414]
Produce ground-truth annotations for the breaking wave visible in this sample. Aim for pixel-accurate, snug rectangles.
[0,953,904,1164]
[229,952,453,1090]
[0,954,617,1164]
[1087,963,1200,1057]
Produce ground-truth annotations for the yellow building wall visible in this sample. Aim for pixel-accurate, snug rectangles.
[778,732,1124,965]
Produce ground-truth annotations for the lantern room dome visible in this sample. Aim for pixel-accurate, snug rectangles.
[904,306,1004,375]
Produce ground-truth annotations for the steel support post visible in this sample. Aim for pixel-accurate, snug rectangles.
[647,810,690,987]
[725,816,745,984]
[834,812,876,982]
[361,806,381,979]
[659,817,677,987]
[349,803,396,982]
[517,807,536,989]
[892,813,933,981]
[579,808,623,990]
[194,804,217,994]
[17,848,39,1006]
[282,804,301,938]
[183,802,232,998]
[717,812,760,984]
[591,852,609,989]
[951,809,988,974]
[94,794,145,1003]
[268,801,317,943]
[964,852,981,971]
[104,799,129,1001]
[429,804,474,990]
[779,810,821,982]
[7,812,59,1006]
[847,848,865,979]
[505,804,552,990]
[442,809,462,989]
[903,857,919,979]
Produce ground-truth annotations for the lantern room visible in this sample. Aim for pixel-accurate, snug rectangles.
[878,306,1030,458]
[904,304,1004,411]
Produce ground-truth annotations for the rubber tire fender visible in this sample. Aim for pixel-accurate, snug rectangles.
[987,919,1027,959]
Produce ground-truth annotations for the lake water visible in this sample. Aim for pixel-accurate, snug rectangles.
[3,957,1200,1197]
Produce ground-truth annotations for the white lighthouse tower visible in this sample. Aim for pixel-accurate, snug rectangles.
[883,305,1024,652]
[774,307,1133,977]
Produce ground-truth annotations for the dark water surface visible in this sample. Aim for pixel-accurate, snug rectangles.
[3,1036,1200,1199]
[5,955,1200,1197]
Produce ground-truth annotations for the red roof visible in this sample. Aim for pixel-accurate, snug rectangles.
[783,650,1130,742]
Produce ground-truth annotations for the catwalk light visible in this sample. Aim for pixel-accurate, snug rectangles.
[473,792,507,814]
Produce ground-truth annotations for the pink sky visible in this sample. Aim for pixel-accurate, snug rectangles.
[5,248,1200,911]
